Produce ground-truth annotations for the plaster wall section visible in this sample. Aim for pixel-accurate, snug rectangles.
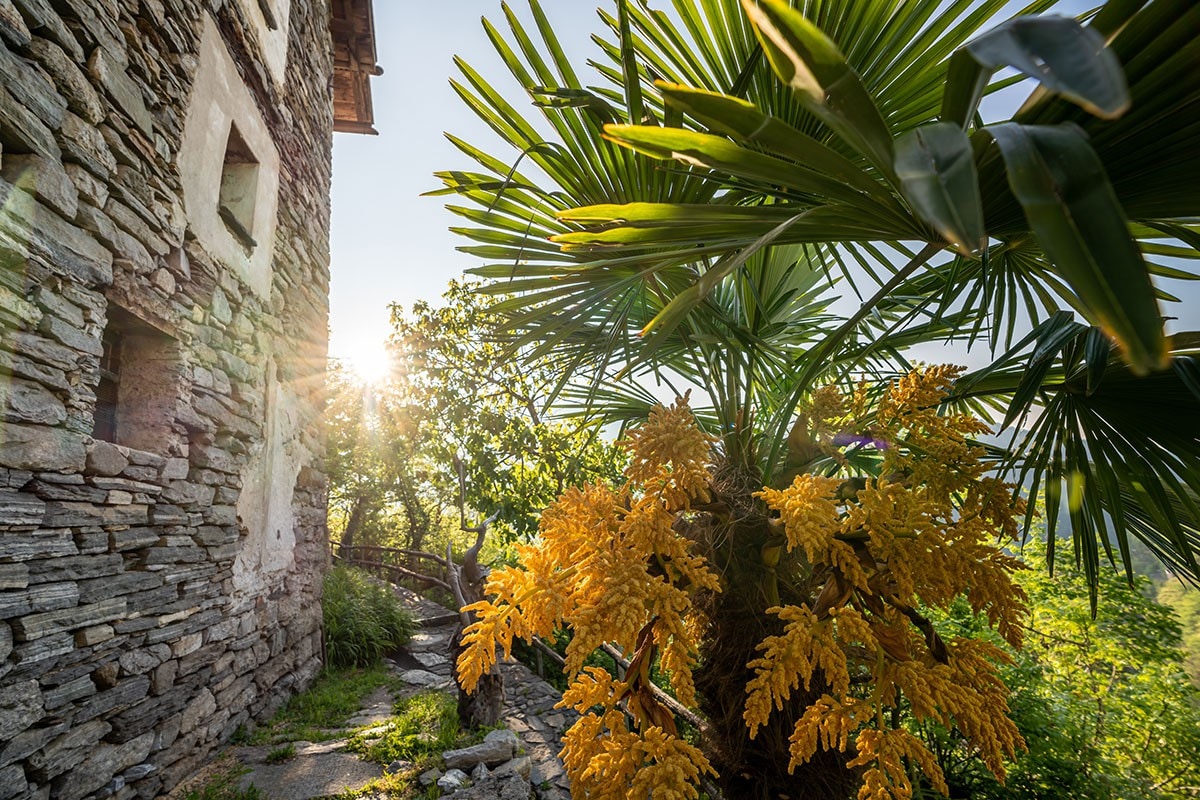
[177,15,280,300]
[0,0,335,797]
[232,0,293,88]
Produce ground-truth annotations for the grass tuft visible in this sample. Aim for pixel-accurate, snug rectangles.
[250,664,396,744]
[181,761,261,800]
[324,567,415,669]
[265,743,296,764]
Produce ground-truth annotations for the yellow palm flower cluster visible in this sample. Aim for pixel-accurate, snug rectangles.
[850,728,948,800]
[622,393,715,508]
[876,365,992,491]
[748,367,1028,800]
[560,668,715,800]
[456,397,721,798]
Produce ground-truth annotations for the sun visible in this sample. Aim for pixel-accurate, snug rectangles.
[340,341,393,385]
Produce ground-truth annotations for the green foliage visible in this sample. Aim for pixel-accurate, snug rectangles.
[323,567,414,669]
[325,363,435,552]
[326,282,624,552]
[264,744,296,764]
[1158,580,1200,686]
[386,281,626,542]
[251,663,396,744]
[347,691,462,766]
[922,539,1200,799]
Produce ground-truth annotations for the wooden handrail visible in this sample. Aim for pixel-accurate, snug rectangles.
[334,543,450,568]
[331,553,452,593]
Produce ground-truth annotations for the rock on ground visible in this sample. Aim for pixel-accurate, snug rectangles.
[449,773,532,800]
[235,742,382,800]
[442,728,520,770]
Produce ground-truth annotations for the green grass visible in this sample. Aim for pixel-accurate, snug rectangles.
[249,664,397,744]
[324,771,421,800]
[347,691,468,767]
[182,760,261,800]
[265,743,296,764]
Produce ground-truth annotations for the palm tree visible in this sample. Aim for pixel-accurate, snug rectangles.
[434,0,1200,795]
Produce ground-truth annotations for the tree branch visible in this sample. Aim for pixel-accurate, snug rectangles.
[599,642,710,733]
[447,542,472,628]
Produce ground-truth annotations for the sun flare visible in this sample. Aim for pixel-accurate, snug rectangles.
[339,342,393,385]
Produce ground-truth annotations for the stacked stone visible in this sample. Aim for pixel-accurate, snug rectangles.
[0,1,334,798]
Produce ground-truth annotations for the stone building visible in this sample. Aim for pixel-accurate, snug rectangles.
[0,0,378,797]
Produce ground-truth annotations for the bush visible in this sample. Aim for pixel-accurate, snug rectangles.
[323,566,414,668]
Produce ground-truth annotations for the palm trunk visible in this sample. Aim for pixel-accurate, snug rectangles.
[692,482,859,799]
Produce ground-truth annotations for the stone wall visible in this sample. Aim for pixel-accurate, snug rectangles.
[0,0,334,797]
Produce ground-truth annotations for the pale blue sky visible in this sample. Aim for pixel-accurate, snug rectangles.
[328,3,599,371]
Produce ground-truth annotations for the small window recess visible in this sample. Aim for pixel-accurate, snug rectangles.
[93,327,122,442]
[91,306,183,455]
[218,123,260,252]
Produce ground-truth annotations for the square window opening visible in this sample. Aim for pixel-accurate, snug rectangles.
[91,306,183,455]
[219,123,260,251]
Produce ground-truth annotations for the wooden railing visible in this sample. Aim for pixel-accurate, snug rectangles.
[331,540,709,734]
[331,543,453,593]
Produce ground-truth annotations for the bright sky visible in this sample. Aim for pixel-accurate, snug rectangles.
[328,3,599,377]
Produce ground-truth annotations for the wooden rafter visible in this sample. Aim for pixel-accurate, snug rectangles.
[330,0,380,135]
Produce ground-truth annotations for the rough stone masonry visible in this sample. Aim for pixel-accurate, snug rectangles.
[0,0,357,797]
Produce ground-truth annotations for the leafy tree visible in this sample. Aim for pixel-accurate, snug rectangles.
[388,281,625,542]
[325,362,416,550]
[925,539,1200,799]
[1158,580,1200,688]
[325,283,622,552]
[437,0,1200,796]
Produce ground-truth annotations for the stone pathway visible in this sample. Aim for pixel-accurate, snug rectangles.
[191,584,575,800]
[392,585,574,800]
[235,742,384,800]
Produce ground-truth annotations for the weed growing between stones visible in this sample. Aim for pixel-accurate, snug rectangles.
[249,664,399,744]
[264,743,296,764]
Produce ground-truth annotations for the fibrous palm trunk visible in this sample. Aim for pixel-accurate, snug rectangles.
[691,475,859,800]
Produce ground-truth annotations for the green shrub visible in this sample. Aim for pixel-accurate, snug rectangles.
[323,567,414,668]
